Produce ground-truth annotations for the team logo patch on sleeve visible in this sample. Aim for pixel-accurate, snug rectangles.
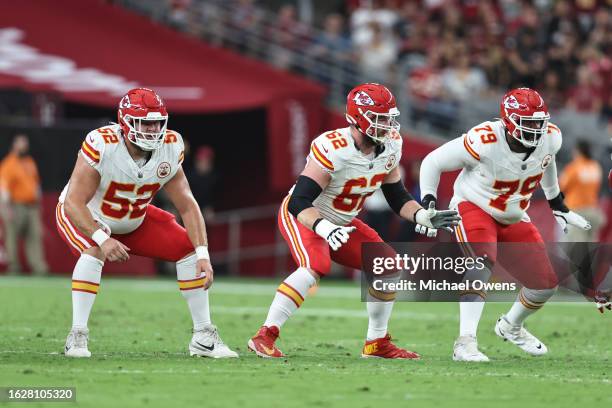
[157,162,171,178]
[385,154,397,170]
[353,91,375,106]
[541,154,552,169]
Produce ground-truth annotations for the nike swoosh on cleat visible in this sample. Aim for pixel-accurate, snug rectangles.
[536,344,542,349]
[194,341,214,352]
[261,345,276,355]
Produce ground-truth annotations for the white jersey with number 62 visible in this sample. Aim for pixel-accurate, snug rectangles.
[292,126,402,226]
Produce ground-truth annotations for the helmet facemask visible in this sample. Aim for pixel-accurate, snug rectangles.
[507,111,549,148]
[123,112,168,151]
[362,107,400,144]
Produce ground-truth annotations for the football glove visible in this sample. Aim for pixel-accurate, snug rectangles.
[548,192,591,233]
[313,218,356,251]
[415,224,438,238]
[415,200,461,233]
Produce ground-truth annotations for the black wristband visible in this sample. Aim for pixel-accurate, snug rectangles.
[548,192,569,212]
[312,218,324,234]
[421,194,436,209]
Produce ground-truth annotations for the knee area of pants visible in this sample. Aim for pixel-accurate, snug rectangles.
[176,252,197,266]
[311,261,330,277]
[299,267,321,284]
[81,251,104,266]
[522,287,557,302]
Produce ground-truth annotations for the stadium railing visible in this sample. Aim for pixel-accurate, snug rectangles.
[208,204,289,277]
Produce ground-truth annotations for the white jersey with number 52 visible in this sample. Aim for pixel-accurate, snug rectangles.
[294,127,402,226]
[59,124,185,234]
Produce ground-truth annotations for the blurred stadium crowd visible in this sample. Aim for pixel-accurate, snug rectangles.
[156,0,612,133]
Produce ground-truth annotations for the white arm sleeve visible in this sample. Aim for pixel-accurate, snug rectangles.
[541,158,560,200]
[420,136,478,199]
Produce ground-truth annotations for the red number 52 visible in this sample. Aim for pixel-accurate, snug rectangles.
[101,181,161,219]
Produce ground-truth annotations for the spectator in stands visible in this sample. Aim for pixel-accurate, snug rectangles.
[267,4,310,70]
[186,146,217,221]
[407,48,458,131]
[540,70,565,112]
[0,134,48,275]
[228,0,264,53]
[168,0,192,30]
[479,44,513,89]
[308,13,355,84]
[358,21,397,82]
[441,50,488,103]
[567,65,604,113]
[559,140,605,242]
[350,0,398,48]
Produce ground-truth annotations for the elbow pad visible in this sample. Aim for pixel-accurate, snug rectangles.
[381,181,414,215]
[288,176,323,218]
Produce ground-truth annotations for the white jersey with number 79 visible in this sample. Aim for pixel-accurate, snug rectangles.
[421,120,562,225]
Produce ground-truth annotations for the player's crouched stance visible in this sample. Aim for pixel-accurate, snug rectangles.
[57,88,237,358]
[248,83,460,359]
[419,88,591,362]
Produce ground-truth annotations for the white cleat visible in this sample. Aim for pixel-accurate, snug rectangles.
[189,324,239,358]
[453,335,490,362]
[495,315,548,356]
[64,328,91,358]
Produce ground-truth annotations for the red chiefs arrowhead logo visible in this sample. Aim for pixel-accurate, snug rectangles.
[353,91,374,106]
[504,95,520,110]
[119,95,132,109]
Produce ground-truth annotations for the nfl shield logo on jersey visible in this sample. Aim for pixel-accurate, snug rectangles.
[157,162,171,178]
[352,91,375,106]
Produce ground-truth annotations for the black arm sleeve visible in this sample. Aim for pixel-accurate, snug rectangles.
[288,175,323,218]
[381,181,415,215]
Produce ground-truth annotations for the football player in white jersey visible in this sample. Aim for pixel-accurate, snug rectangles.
[419,88,591,362]
[56,88,237,358]
[247,83,461,358]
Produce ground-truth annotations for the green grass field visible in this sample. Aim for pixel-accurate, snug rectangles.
[0,276,609,408]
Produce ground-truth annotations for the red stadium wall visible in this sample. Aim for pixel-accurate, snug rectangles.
[0,0,326,191]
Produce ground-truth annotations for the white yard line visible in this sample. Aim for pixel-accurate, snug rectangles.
[0,277,596,306]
